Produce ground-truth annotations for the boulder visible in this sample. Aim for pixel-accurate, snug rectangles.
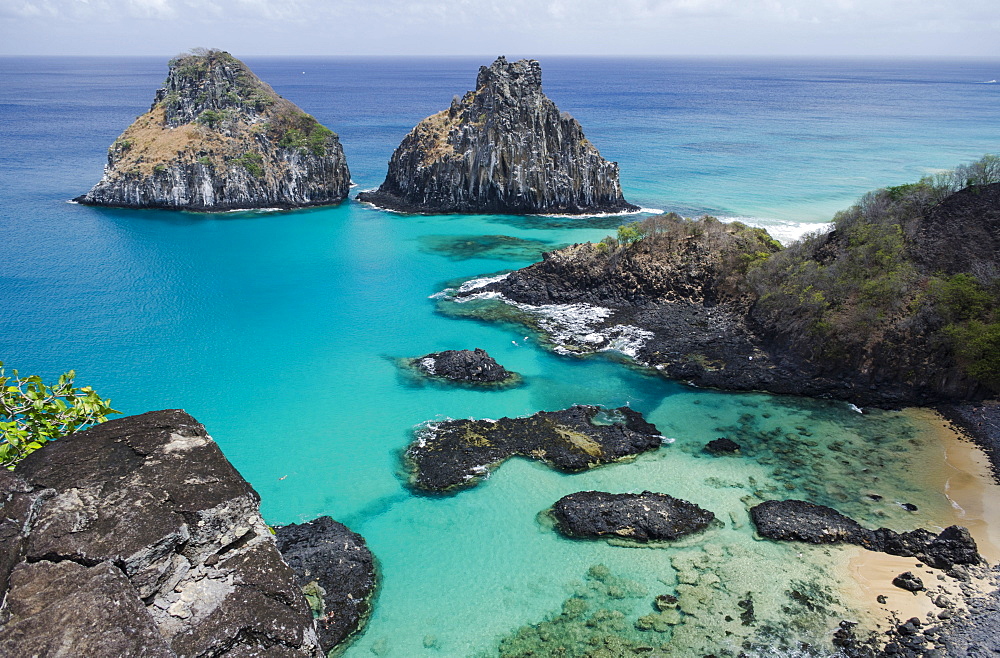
[275,517,377,650]
[413,348,515,384]
[549,491,714,542]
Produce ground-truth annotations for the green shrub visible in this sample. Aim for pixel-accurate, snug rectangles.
[234,152,264,177]
[0,362,119,468]
[616,222,644,245]
[197,109,223,128]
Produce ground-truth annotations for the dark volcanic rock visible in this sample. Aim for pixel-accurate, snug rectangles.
[275,517,377,651]
[750,499,982,570]
[892,571,924,592]
[358,56,637,215]
[77,49,350,211]
[705,437,741,454]
[453,181,1000,406]
[0,560,172,656]
[550,491,714,542]
[750,500,876,547]
[0,410,370,657]
[413,348,516,384]
[405,405,663,492]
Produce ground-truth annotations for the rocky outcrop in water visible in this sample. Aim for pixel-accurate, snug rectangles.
[405,405,662,493]
[274,517,377,651]
[750,499,981,571]
[77,49,350,211]
[549,491,715,542]
[0,410,372,656]
[412,348,516,385]
[358,56,637,215]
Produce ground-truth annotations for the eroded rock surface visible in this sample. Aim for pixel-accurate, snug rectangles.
[275,517,377,650]
[750,499,981,571]
[412,348,516,384]
[358,56,637,215]
[77,49,350,211]
[405,405,662,492]
[550,491,715,542]
[0,410,369,657]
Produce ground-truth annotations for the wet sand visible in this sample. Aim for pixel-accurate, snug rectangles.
[843,407,1000,634]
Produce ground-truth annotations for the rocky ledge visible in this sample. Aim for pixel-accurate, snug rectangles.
[549,491,715,542]
[750,499,981,572]
[405,405,663,493]
[275,517,377,651]
[0,410,374,657]
[358,56,637,215]
[410,348,517,386]
[76,49,350,211]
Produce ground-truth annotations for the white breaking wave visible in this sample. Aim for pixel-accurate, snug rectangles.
[533,206,664,219]
[440,276,654,360]
[716,215,833,245]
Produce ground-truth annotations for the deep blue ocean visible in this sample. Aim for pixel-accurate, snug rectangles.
[1,57,999,656]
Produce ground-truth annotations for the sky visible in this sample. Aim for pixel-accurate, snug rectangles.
[1,0,998,58]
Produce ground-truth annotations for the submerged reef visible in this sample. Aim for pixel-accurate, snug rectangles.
[405,405,662,493]
[358,56,637,215]
[77,49,350,211]
[549,490,715,542]
[0,410,372,656]
[750,499,981,572]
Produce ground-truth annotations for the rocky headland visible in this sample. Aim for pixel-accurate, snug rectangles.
[409,347,519,387]
[357,56,637,215]
[76,49,351,211]
[549,491,715,542]
[405,405,663,493]
[750,499,981,572]
[453,170,1000,407]
[0,410,374,657]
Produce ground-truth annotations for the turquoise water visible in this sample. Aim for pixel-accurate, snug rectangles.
[2,57,999,655]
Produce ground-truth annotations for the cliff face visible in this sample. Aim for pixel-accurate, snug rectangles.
[77,50,350,211]
[0,410,375,657]
[358,56,637,215]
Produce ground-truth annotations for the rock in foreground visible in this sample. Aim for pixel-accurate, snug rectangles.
[358,56,637,215]
[275,517,377,651]
[550,491,715,542]
[0,410,370,657]
[750,499,981,571]
[406,405,662,492]
[412,348,517,385]
[77,49,350,211]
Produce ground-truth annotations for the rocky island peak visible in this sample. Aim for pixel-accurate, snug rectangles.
[357,56,638,215]
[77,49,351,211]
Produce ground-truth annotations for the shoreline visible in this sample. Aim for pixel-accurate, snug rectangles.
[840,408,1000,653]
[937,400,1000,485]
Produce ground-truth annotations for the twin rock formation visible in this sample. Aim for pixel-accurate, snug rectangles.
[79,51,634,215]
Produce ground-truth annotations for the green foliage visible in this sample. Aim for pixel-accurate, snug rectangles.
[197,156,212,165]
[197,109,224,128]
[234,152,264,177]
[274,112,334,156]
[153,164,167,173]
[0,362,119,468]
[929,273,1000,391]
[616,222,644,245]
